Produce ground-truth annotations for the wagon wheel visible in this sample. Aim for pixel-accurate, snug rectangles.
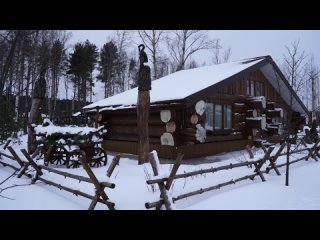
[49,146,67,166]
[66,150,82,169]
[66,159,81,169]
[89,147,107,168]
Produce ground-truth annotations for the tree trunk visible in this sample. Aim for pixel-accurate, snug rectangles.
[0,31,22,96]
[137,90,150,164]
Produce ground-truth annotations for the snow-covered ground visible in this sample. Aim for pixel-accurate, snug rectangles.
[0,135,320,210]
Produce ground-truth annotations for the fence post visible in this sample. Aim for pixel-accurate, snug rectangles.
[148,152,173,210]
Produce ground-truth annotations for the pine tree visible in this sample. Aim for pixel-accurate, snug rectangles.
[67,40,98,110]
[97,41,119,98]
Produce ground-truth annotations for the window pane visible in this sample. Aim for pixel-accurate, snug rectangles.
[215,104,222,129]
[256,82,261,96]
[250,81,255,96]
[205,103,213,131]
[247,80,250,95]
[224,105,232,129]
[261,82,264,95]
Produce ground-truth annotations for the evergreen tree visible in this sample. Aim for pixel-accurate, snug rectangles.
[97,41,119,98]
[83,40,98,102]
[67,40,98,109]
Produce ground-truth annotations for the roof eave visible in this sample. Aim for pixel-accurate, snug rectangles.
[184,58,270,107]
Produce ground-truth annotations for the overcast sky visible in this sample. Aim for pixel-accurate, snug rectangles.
[69,30,320,67]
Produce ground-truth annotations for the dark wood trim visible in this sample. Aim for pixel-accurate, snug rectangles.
[103,139,249,159]
[87,99,187,113]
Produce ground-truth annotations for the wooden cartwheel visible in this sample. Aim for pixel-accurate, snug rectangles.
[34,120,108,168]
[43,140,107,169]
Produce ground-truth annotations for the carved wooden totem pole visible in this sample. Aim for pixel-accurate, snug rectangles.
[28,76,46,154]
[137,44,151,164]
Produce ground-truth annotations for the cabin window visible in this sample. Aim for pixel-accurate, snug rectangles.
[247,80,265,96]
[224,105,232,129]
[247,80,255,96]
[205,102,232,132]
[205,103,213,131]
[256,81,265,96]
[215,104,222,129]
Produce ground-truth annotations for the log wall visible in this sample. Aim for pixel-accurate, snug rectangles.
[100,68,296,157]
[103,139,249,159]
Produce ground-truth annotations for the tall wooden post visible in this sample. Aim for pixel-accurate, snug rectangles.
[28,77,46,154]
[94,106,100,129]
[137,44,151,164]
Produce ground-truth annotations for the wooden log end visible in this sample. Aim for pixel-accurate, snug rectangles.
[195,100,206,116]
[160,110,171,123]
[161,132,174,146]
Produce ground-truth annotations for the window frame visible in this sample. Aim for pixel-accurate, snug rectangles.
[214,104,222,130]
[224,104,232,129]
[247,79,265,96]
[205,102,233,133]
[205,103,214,131]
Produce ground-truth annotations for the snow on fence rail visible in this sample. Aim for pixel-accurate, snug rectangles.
[145,139,320,210]
[0,145,120,210]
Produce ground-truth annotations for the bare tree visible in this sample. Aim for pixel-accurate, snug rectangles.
[113,30,132,92]
[282,40,307,98]
[166,30,220,71]
[137,30,166,80]
[282,40,307,187]
[187,58,199,69]
[0,31,23,96]
[212,40,232,64]
[114,30,132,53]
[306,55,320,121]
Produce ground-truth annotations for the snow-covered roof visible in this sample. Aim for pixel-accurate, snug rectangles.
[83,58,264,110]
[83,56,308,116]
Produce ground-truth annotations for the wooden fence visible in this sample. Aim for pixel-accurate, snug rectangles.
[0,142,120,210]
[1,137,320,210]
[145,139,320,210]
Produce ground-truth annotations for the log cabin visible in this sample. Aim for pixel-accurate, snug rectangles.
[83,56,308,159]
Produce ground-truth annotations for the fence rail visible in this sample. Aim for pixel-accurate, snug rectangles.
[0,143,119,210]
[145,138,320,210]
